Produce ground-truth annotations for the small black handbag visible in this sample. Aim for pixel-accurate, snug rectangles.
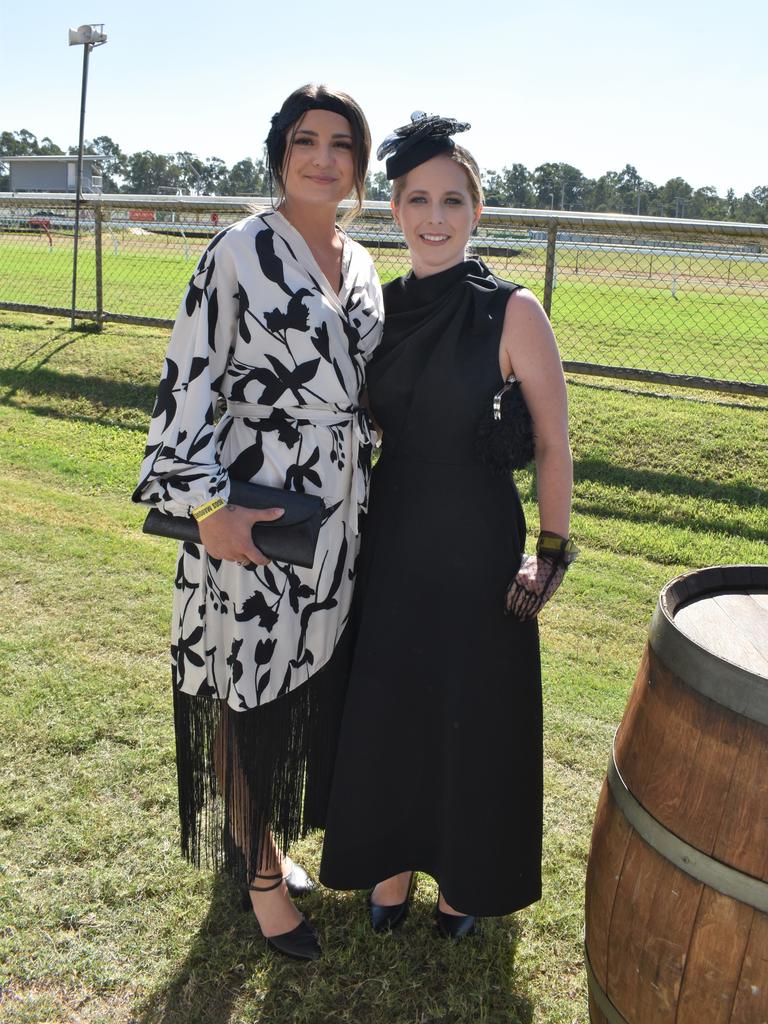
[475,375,535,474]
[142,479,324,569]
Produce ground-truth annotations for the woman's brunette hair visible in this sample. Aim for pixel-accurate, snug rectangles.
[266,83,371,222]
[391,144,484,209]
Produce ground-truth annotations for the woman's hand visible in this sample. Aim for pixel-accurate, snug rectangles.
[198,504,284,566]
[505,554,566,620]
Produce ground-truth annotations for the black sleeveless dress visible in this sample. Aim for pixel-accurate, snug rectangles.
[319,259,542,916]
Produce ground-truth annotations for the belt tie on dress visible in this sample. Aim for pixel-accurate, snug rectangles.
[225,400,373,535]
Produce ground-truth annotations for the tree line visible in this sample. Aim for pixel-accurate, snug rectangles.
[1,129,766,224]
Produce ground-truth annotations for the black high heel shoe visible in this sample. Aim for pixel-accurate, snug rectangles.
[368,872,416,933]
[435,893,477,940]
[244,872,321,961]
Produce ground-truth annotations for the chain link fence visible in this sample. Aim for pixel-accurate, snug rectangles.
[1,194,766,395]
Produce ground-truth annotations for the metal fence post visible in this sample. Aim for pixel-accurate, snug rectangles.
[94,202,104,330]
[543,220,558,318]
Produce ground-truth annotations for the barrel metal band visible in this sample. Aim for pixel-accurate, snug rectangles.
[649,575,768,727]
[608,745,768,914]
[584,943,629,1024]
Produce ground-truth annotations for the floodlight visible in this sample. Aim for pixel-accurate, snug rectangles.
[68,24,107,46]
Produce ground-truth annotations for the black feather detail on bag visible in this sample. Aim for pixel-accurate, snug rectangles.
[475,376,535,474]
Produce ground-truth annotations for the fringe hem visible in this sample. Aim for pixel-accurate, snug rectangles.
[172,627,350,884]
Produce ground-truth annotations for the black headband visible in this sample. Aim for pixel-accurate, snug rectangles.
[265,95,352,168]
[377,111,471,180]
[268,96,351,137]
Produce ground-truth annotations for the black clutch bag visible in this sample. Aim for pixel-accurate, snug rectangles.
[475,375,535,474]
[142,479,324,569]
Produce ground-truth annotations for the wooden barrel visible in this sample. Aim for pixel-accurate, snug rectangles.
[585,564,768,1024]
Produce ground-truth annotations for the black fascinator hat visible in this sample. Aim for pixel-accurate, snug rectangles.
[377,111,471,180]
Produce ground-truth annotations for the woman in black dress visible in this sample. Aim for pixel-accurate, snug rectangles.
[320,114,575,937]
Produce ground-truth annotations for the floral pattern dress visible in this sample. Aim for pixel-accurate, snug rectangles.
[134,209,383,711]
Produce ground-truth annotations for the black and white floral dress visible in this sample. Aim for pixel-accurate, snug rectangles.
[134,209,383,879]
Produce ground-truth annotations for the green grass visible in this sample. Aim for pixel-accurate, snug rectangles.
[0,310,767,1024]
[1,230,767,383]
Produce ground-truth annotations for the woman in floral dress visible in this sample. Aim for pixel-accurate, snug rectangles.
[134,84,383,960]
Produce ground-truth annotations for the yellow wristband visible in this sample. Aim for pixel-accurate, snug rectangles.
[536,531,579,564]
[190,496,226,522]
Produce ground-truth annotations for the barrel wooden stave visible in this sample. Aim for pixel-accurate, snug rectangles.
[730,912,768,1022]
[609,825,702,1022]
[676,888,756,1024]
[586,566,768,1024]
[584,776,632,957]
[615,648,748,859]
[714,718,768,878]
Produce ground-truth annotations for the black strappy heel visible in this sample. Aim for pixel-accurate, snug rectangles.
[239,859,316,911]
[243,872,321,961]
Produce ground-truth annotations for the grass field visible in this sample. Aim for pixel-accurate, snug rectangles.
[1,229,767,384]
[0,309,766,1024]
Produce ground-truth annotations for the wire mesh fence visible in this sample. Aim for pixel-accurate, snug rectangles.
[1,194,766,394]
[0,196,98,315]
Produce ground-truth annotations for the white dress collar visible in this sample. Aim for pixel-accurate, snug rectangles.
[264,208,352,315]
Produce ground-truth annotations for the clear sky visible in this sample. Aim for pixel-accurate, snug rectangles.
[2,0,766,196]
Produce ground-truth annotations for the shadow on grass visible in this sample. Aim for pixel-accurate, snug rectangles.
[0,317,159,419]
[0,366,156,426]
[132,875,533,1024]
[8,332,77,370]
[0,316,72,335]
[572,455,768,520]
[575,454,767,502]
[131,875,257,1024]
[5,358,765,515]
[569,377,767,412]
[572,493,768,543]
[523,454,766,522]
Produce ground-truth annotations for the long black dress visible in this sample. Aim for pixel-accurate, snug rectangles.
[319,258,543,917]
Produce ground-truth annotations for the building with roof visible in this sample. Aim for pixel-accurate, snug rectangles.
[1,155,102,193]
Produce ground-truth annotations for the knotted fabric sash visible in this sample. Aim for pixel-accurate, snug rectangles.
[225,400,372,535]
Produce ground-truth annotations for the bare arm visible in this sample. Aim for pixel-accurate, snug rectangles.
[499,288,572,537]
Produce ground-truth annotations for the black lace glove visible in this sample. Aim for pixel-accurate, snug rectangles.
[505,533,578,621]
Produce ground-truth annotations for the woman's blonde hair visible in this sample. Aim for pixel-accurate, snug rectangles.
[391,144,484,208]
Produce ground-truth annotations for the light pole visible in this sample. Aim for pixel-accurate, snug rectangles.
[68,23,107,329]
